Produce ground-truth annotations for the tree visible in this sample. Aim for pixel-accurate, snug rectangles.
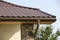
[36,25,60,40]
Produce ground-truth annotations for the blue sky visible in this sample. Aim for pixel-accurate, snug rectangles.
[5,0,60,32]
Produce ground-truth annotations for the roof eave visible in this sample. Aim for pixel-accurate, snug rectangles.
[0,17,56,24]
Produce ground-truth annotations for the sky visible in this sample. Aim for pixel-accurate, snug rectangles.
[4,0,60,32]
[4,0,60,39]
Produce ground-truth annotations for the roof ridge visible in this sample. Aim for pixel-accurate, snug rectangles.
[1,0,39,10]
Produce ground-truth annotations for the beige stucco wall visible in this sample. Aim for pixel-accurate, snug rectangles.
[0,24,21,40]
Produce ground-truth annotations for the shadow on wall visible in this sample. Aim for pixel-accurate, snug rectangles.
[0,24,20,40]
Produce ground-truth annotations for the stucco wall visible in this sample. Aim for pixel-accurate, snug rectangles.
[0,24,21,40]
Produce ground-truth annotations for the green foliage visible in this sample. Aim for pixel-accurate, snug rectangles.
[36,25,60,40]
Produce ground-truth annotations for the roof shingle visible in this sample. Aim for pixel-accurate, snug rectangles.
[0,1,56,19]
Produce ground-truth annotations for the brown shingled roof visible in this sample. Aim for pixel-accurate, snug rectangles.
[0,1,55,18]
[0,0,56,24]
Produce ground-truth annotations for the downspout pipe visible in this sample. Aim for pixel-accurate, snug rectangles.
[34,20,40,40]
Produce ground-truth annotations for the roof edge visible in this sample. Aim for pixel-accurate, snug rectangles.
[38,9,56,17]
